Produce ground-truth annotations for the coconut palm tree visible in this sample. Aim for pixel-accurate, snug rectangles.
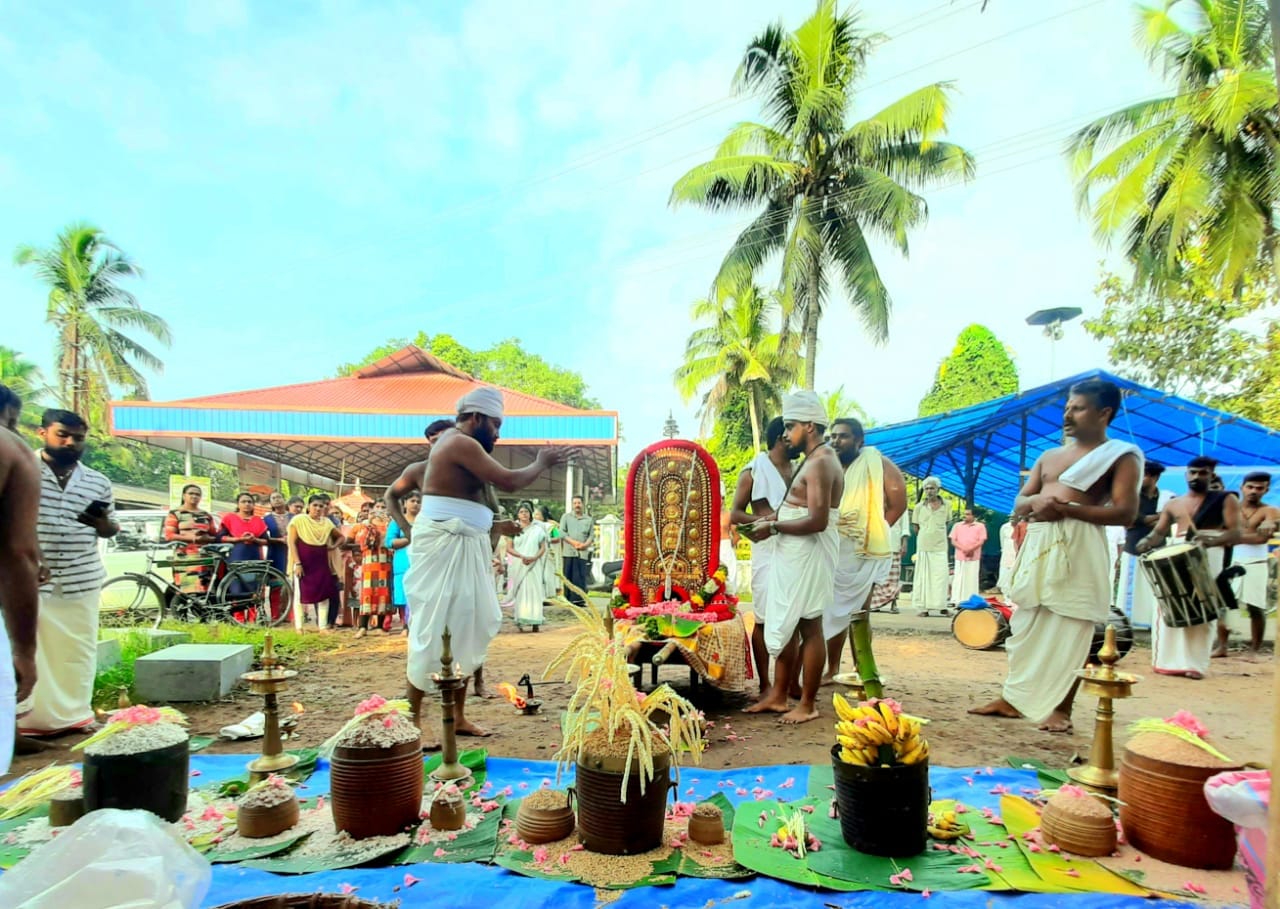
[670,0,974,389]
[1068,0,1278,293]
[15,223,170,418]
[0,346,45,402]
[821,384,872,428]
[674,280,798,451]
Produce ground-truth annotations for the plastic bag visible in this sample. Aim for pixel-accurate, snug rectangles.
[0,808,211,909]
[1205,770,1269,909]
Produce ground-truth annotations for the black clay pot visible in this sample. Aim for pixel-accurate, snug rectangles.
[83,739,190,823]
[830,744,928,857]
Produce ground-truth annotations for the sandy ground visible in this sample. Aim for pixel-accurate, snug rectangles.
[10,604,1272,778]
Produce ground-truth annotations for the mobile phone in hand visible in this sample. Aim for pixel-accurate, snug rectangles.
[76,499,111,526]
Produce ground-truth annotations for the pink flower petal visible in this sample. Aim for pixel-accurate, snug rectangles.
[900,868,913,882]
[532,847,548,863]
[963,776,973,786]
[340,884,357,894]
[403,874,421,888]
[189,770,202,777]
[433,847,448,858]
[922,890,931,898]
[1064,868,1080,878]
[559,853,571,866]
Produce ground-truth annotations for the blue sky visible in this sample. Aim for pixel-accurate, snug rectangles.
[2,0,1167,459]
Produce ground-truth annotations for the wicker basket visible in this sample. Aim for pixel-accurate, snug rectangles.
[211,896,399,909]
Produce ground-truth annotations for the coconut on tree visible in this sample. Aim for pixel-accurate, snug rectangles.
[1068,0,1278,293]
[673,278,798,452]
[14,223,170,422]
[670,0,974,389]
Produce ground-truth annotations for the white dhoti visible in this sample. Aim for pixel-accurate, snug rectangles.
[404,498,502,688]
[764,505,839,657]
[749,538,774,623]
[950,560,981,605]
[1151,548,1220,677]
[913,548,949,612]
[19,587,100,735]
[1234,543,1271,615]
[0,624,13,775]
[824,538,890,640]
[507,557,545,626]
[719,540,739,596]
[1117,551,1157,628]
[1001,519,1109,723]
[997,553,1016,594]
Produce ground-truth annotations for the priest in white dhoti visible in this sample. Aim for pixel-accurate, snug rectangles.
[971,378,1142,734]
[1137,456,1241,679]
[997,516,1018,593]
[911,478,950,617]
[402,387,571,738]
[948,509,987,605]
[730,416,793,697]
[21,410,119,738]
[742,392,842,725]
[823,418,906,686]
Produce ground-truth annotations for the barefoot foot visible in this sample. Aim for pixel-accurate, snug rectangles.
[1037,710,1073,734]
[14,734,60,754]
[744,697,790,714]
[968,698,1022,719]
[1210,648,1228,659]
[456,720,492,737]
[779,706,820,725]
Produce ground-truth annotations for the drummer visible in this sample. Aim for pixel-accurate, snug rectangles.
[970,378,1140,734]
[1136,456,1241,677]
[1232,472,1278,656]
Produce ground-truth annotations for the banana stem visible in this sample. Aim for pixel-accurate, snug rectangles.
[851,618,883,699]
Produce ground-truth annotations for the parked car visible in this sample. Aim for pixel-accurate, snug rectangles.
[103,509,170,578]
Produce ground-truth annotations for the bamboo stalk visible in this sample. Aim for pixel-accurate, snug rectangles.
[851,618,883,699]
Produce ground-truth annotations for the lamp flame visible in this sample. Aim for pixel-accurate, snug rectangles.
[496,683,526,710]
[291,702,305,714]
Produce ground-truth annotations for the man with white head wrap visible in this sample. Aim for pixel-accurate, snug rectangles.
[402,385,574,739]
[742,391,842,725]
[911,476,951,617]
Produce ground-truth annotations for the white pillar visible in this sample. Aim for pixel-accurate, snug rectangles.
[184,438,193,476]
[564,462,575,515]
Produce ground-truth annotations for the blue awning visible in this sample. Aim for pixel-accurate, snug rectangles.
[864,369,1280,511]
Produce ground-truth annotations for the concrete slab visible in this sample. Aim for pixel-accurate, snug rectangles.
[100,628,192,652]
[133,643,253,702]
[96,637,122,670]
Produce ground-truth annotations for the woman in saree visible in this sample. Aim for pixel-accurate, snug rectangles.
[163,484,217,593]
[287,495,343,632]
[533,504,561,599]
[506,502,549,630]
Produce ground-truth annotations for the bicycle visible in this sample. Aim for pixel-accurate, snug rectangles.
[99,540,293,629]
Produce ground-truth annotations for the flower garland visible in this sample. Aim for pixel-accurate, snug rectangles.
[72,705,188,751]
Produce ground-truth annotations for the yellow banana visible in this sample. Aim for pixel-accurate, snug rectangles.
[833,693,856,722]
[839,746,867,765]
[835,720,860,738]
[877,701,899,736]
[864,721,892,745]
[900,740,928,765]
[836,734,863,750]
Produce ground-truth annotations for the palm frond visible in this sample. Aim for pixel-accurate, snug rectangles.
[821,204,892,343]
[669,155,798,211]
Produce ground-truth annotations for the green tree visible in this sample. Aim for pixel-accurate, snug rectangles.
[670,0,974,389]
[674,279,798,451]
[1221,320,1280,427]
[1084,259,1275,399]
[337,333,596,408]
[1068,0,1278,293]
[918,324,1018,416]
[14,223,170,421]
[822,385,872,427]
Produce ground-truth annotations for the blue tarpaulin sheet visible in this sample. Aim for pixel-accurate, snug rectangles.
[864,369,1280,510]
[140,754,1207,909]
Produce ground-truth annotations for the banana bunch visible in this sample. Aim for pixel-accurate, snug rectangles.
[927,809,969,841]
[833,693,930,767]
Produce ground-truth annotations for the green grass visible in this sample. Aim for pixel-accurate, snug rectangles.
[93,630,151,709]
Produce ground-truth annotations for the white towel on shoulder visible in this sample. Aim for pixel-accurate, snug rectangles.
[1059,440,1143,493]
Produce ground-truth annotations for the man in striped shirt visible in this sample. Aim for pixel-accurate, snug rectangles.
[20,409,118,738]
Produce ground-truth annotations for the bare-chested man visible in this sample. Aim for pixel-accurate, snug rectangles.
[729,416,794,697]
[741,392,843,725]
[0,416,41,773]
[1231,472,1279,655]
[1136,456,1240,676]
[971,379,1140,734]
[402,388,573,740]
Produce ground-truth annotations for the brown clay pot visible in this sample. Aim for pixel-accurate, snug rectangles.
[1040,795,1115,857]
[571,751,671,855]
[329,737,424,839]
[687,806,724,845]
[515,795,574,845]
[237,793,301,839]
[428,790,467,831]
[1118,732,1241,870]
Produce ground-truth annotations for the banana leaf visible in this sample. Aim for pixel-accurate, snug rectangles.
[1005,756,1069,789]
[729,798,862,891]
[1001,795,1149,896]
[0,804,49,869]
[641,615,704,639]
[205,830,310,863]
[493,841,678,888]
[423,748,487,795]
[392,798,504,865]
[241,828,409,874]
[674,793,753,880]
[930,798,1051,893]
[188,735,215,753]
[806,763,836,798]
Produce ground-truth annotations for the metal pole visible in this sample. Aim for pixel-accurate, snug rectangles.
[564,461,575,515]
[184,438,193,477]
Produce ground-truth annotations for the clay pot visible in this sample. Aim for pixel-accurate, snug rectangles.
[1118,732,1242,870]
[83,739,190,823]
[48,791,85,828]
[329,737,424,839]
[571,751,671,855]
[831,744,929,857]
[428,789,467,831]
[1040,793,1115,857]
[515,794,574,845]
[687,805,724,845]
[237,792,301,839]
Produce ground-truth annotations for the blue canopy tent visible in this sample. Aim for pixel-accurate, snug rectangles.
[864,369,1280,512]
